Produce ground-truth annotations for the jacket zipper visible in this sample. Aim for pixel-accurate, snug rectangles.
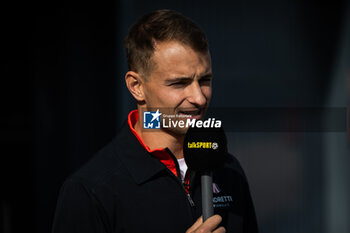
[166,166,196,208]
[161,154,198,223]
[165,148,196,208]
[182,169,195,207]
[186,193,195,207]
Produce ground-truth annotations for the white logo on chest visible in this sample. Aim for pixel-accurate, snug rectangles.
[212,183,233,208]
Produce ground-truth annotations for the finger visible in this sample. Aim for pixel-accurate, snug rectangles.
[197,215,222,232]
[186,216,203,233]
[213,226,226,233]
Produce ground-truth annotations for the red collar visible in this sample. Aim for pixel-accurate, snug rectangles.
[128,110,178,177]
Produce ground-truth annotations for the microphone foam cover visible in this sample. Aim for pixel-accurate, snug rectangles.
[183,125,227,172]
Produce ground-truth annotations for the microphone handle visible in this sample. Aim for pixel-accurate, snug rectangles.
[201,171,213,221]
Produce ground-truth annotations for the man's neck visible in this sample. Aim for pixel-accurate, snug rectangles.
[134,118,184,159]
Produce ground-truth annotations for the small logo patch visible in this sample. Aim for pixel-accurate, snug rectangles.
[212,142,218,150]
[213,183,221,194]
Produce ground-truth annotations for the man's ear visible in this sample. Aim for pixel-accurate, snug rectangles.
[125,71,145,102]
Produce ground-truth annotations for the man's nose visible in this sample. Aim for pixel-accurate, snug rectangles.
[186,81,207,107]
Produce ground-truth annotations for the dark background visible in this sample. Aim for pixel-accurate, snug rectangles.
[1,0,349,233]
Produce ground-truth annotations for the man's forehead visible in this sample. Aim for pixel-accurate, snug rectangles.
[151,41,211,72]
[151,62,212,81]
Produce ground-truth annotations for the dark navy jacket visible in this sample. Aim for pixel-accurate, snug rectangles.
[52,122,258,233]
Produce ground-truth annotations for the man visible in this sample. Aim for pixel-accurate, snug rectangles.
[52,9,258,233]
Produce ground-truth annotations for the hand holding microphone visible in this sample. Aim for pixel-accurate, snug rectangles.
[183,125,227,223]
[186,215,226,233]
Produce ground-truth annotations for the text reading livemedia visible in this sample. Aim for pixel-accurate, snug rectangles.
[143,109,222,129]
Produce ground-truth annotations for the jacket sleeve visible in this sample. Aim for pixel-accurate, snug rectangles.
[51,178,110,233]
[229,154,259,233]
[243,177,259,233]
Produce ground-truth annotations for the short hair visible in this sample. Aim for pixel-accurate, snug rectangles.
[124,9,209,78]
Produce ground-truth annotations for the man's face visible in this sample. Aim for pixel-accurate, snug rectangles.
[142,40,212,135]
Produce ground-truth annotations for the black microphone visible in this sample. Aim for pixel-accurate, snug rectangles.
[183,125,227,221]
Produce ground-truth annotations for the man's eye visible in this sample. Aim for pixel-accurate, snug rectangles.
[170,81,188,86]
[199,78,212,84]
